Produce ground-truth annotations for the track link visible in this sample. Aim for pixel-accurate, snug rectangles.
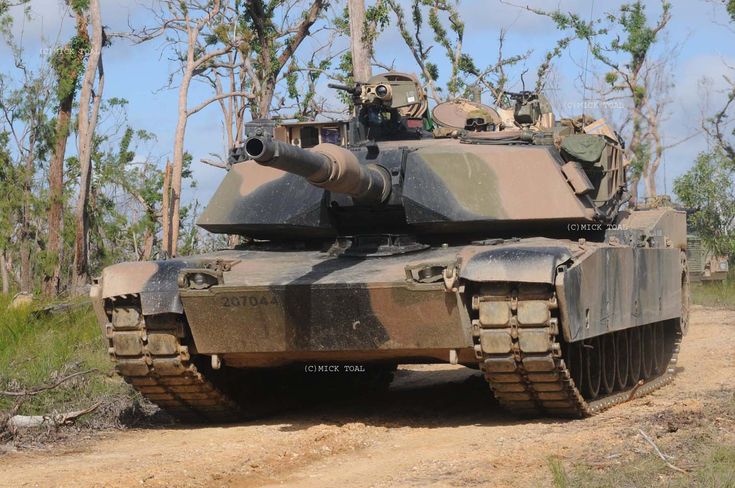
[472,283,682,417]
[105,295,240,423]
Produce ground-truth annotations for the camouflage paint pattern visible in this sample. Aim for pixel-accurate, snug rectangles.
[90,99,686,387]
[199,138,599,240]
[93,203,686,367]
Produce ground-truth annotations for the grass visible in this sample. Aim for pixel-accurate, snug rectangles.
[548,453,667,488]
[0,294,136,432]
[548,394,735,488]
[549,445,735,488]
[691,279,735,309]
[691,445,735,487]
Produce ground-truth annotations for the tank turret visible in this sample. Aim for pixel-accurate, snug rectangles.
[238,137,391,205]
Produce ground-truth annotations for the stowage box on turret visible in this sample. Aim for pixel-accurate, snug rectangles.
[92,72,688,421]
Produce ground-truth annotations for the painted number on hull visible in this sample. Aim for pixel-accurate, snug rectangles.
[221,295,279,308]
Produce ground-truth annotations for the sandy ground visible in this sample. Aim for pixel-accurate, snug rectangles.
[1,306,734,488]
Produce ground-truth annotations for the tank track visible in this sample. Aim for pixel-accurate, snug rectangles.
[471,283,682,417]
[104,278,684,421]
[105,295,240,423]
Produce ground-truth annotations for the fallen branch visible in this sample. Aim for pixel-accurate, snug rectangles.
[0,369,99,397]
[638,429,690,475]
[31,300,90,318]
[6,402,102,429]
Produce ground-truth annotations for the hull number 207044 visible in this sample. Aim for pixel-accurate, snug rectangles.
[221,295,279,308]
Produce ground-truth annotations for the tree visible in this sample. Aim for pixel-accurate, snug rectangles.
[521,1,673,202]
[371,0,527,105]
[242,0,330,118]
[703,0,735,165]
[674,150,735,256]
[71,0,105,293]
[378,0,446,103]
[678,0,735,258]
[348,0,372,82]
[44,1,90,296]
[0,8,53,294]
[0,131,15,294]
[135,0,251,258]
[135,0,332,257]
[79,98,186,271]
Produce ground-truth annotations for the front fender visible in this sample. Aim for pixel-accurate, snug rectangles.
[459,246,572,284]
[98,259,201,315]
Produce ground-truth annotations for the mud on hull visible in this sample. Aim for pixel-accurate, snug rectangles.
[94,231,688,420]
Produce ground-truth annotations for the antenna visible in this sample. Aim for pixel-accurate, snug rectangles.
[520,69,527,92]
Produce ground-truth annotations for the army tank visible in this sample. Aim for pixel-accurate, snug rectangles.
[91,72,688,421]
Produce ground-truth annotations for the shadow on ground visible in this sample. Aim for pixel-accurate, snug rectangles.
[129,365,572,431]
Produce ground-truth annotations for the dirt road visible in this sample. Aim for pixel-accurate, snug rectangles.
[2,306,734,488]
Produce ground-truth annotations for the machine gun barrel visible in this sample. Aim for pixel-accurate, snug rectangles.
[243,137,391,205]
[327,82,361,95]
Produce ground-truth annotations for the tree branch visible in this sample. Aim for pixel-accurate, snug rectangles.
[186,91,254,117]
[1,369,99,397]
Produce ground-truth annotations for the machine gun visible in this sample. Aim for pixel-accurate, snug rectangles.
[328,72,428,140]
[238,72,429,150]
[504,90,554,127]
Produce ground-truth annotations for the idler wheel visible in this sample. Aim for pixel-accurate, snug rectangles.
[614,331,629,391]
[627,327,642,386]
[582,337,601,400]
[653,322,666,374]
[641,324,655,379]
[601,333,616,394]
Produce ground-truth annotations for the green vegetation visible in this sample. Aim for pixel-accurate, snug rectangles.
[692,280,735,309]
[0,295,134,428]
[548,392,735,488]
[530,0,673,196]
[674,150,735,257]
[548,441,735,488]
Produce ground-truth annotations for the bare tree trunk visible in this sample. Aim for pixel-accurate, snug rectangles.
[348,0,372,83]
[44,11,88,297]
[161,160,173,257]
[20,129,37,294]
[5,253,20,289]
[257,83,275,118]
[72,0,104,294]
[645,107,663,198]
[627,101,644,206]
[19,244,30,293]
[43,103,70,296]
[643,171,655,198]
[643,138,660,198]
[142,230,154,260]
[1,250,9,295]
[168,67,193,258]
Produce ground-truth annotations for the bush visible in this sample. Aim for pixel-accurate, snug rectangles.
[0,294,137,434]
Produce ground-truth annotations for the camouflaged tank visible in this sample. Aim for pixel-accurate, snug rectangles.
[91,72,689,422]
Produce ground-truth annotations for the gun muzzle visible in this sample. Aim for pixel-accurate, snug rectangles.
[243,137,391,205]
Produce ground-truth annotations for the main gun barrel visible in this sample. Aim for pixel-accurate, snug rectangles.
[243,137,391,205]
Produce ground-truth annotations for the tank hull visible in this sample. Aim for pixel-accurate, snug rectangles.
[93,207,687,419]
[173,237,682,361]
